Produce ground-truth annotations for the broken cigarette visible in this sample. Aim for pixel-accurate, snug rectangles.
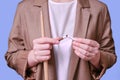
[62,35,74,40]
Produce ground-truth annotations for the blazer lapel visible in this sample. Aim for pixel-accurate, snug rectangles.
[68,0,91,79]
[42,2,52,38]
[33,0,52,37]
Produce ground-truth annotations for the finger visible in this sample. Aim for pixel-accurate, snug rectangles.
[33,44,52,50]
[74,50,91,61]
[73,45,95,57]
[34,50,51,56]
[33,37,60,44]
[73,41,98,52]
[35,55,51,63]
[55,37,63,41]
[73,38,100,47]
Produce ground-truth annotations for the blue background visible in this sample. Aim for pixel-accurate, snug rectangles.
[0,0,120,80]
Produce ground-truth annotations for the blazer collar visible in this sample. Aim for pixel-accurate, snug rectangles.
[33,0,90,8]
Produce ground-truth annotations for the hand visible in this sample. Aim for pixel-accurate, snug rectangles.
[72,38,100,68]
[28,37,61,68]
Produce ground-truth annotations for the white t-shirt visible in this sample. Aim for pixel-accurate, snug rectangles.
[48,0,77,80]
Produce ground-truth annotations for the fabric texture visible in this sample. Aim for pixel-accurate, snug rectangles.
[5,0,117,80]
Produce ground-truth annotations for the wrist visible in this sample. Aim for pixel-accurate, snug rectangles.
[27,50,37,68]
[90,51,101,69]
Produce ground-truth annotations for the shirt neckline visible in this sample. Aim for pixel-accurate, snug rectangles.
[49,0,76,5]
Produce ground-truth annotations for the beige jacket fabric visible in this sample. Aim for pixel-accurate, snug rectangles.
[5,0,116,80]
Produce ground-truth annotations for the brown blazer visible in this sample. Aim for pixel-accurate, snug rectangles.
[5,0,116,80]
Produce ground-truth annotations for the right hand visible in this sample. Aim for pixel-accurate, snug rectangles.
[28,37,61,68]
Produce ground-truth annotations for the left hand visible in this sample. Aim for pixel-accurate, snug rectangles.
[72,38,100,68]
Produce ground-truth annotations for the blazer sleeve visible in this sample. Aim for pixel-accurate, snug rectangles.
[5,3,36,79]
[89,4,117,80]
